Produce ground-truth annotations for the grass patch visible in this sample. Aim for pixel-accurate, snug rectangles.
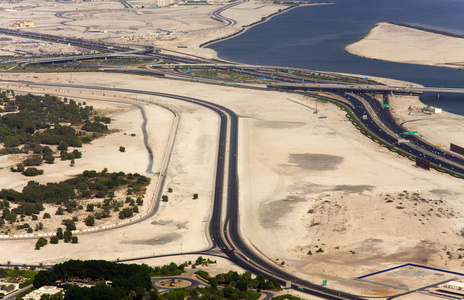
[7,269,38,278]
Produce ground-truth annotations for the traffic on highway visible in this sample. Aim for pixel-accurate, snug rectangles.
[2,27,464,300]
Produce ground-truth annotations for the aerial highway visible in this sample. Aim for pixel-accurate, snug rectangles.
[3,31,464,299]
[2,80,363,299]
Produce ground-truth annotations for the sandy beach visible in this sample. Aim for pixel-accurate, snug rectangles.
[346,22,464,70]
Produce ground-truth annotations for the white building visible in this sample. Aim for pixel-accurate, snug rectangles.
[443,281,464,291]
[24,286,63,300]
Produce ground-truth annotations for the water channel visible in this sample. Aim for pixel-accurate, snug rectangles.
[208,0,464,111]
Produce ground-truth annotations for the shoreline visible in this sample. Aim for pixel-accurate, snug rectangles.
[200,2,333,48]
[345,22,464,71]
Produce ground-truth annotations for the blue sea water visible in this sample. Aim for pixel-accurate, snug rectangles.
[208,0,464,111]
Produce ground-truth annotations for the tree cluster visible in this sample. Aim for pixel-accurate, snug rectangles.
[49,227,78,245]
[0,93,98,149]
[0,170,150,217]
[150,262,188,277]
[195,270,282,292]
[33,260,156,300]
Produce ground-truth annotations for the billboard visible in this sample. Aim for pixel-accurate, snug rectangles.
[450,143,464,155]
[416,157,430,170]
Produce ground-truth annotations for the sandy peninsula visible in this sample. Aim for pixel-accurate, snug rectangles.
[346,22,464,70]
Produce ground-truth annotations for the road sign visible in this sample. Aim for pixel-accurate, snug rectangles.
[404,131,418,135]
[322,280,327,285]
[364,77,369,80]
[288,70,292,73]
[384,104,390,108]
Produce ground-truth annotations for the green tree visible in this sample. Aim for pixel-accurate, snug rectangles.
[50,236,59,244]
[56,228,64,240]
[57,142,68,151]
[64,231,72,243]
[84,215,95,226]
[35,237,48,250]
[62,219,76,231]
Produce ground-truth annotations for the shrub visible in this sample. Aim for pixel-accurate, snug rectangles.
[50,236,59,244]
[22,167,44,177]
[118,208,133,219]
[86,204,94,212]
[119,146,125,152]
[23,155,43,166]
[62,219,76,231]
[57,142,68,151]
[35,237,47,250]
[84,215,95,226]
[101,117,111,124]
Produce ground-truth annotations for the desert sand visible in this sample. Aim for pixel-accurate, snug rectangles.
[346,22,464,70]
[0,72,463,297]
[0,0,292,58]
[1,1,464,297]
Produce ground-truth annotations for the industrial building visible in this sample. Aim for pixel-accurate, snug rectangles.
[13,20,34,29]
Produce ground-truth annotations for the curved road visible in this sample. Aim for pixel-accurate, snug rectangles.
[5,81,361,299]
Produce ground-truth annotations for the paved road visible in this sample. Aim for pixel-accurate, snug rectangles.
[8,81,361,299]
[3,284,33,300]
[152,276,203,290]
[3,30,464,299]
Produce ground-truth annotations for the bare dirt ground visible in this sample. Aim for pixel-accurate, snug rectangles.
[0,34,93,57]
[1,1,463,298]
[0,0,288,58]
[346,22,464,70]
[0,74,463,298]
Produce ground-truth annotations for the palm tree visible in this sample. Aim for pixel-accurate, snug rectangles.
[7,261,10,269]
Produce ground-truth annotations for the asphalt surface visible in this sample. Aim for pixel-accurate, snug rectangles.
[152,276,203,291]
[11,81,360,299]
[3,30,464,299]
